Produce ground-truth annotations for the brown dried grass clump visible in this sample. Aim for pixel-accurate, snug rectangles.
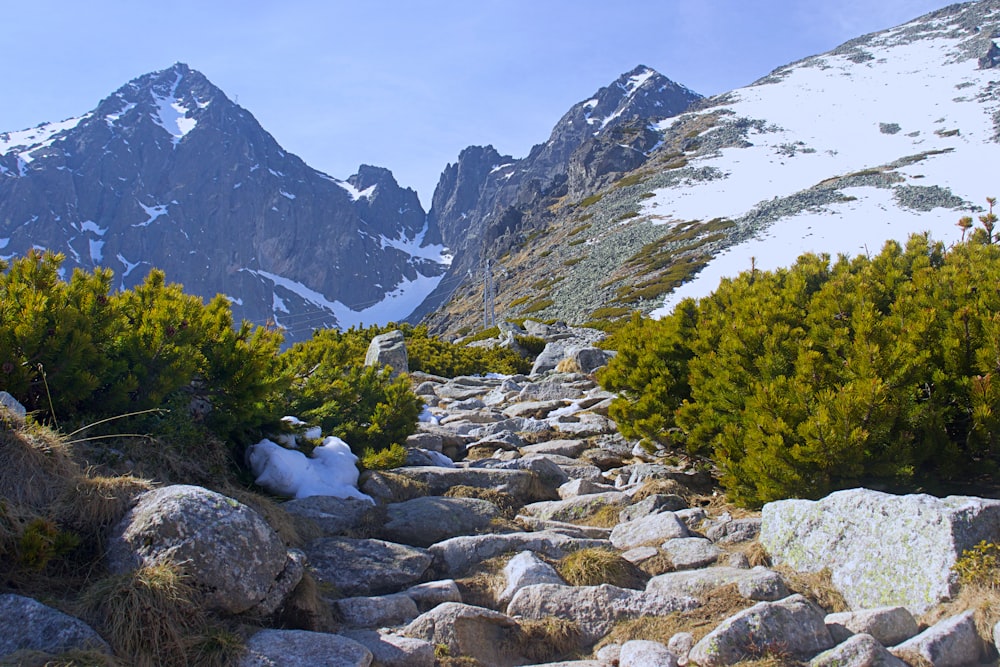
[55,473,154,544]
[556,548,647,589]
[0,416,81,510]
[445,485,522,518]
[273,570,337,632]
[597,583,755,648]
[555,358,584,374]
[221,485,304,548]
[454,553,516,610]
[629,478,689,503]
[571,504,622,528]
[513,616,584,663]
[774,566,848,613]
[77,560,237,667]
[636,552,676,577]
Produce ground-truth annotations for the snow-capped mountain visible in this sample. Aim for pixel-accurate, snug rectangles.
[417,0,1000,337]
[647,0,1000,315]
[408,65,702,322]
[0,63,449,342]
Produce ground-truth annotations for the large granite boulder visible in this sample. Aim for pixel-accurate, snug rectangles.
[809,633,907,667]
[688,594,835,666]
[0,594,110,659]
[889,610,985,667]
[365,330,408,376]
[402,602,521,667]
[106,485,302,615]
[646,566,789,602]
[761,488,1000,613]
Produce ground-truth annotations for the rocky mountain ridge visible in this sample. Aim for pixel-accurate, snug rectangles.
[0,63,449,343]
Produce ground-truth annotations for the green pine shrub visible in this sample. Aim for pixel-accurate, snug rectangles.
[601,229,1000,507]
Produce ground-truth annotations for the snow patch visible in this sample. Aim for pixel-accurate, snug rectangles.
[280,190,296,200]
[151,71,197,145]
[335,179,376,201]
[134,202,170,227]
[89,239,104,264]
[247,436,373,502]
[0,115,88,158]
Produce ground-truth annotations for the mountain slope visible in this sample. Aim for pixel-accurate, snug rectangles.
[419,0,1000,336]
[408,65,702,323]
[0,63,449,343]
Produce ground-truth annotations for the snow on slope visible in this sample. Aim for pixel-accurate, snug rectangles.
[648,3,1000,317]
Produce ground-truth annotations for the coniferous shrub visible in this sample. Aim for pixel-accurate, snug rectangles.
[600,229,1000,507]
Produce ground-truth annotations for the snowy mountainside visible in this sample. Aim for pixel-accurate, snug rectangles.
[647,0,1000,315]
[0,63,449,343]
[419,0,1000,337]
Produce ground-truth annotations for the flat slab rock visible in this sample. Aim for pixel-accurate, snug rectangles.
[362,465,552,503]
[383,496,501,547]
[428,530,609,576]
[239,629,372,666]
[0,594,110,658]
[646,566,789,602]
[761,488,1000,614]
[304,537,432,597]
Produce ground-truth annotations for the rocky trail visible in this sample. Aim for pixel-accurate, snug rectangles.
[6,322,1000,666]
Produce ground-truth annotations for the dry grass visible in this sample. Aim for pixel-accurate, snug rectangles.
[367,471,431,502]
[445,485,522,519]
[55,473,153,543]
[513,617,584,663]
[774,566,849,613]
[0,417,81,510]
[636,552,676,577]
[571,504,622,528]
[920,582,1000,645]
[597,583,755,648]
[556,548,648,589]
[454,554,515,610]
[630,478,692,503]
[555,358,584,374]
[80,563,215,667]
[221,485,304,548]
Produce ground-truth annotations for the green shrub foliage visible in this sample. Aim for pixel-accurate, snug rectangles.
[600,232,1000,506]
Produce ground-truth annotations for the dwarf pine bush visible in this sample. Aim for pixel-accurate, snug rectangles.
[600,229,1000,507]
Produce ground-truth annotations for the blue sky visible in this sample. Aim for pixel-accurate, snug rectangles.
[4,1,955,206]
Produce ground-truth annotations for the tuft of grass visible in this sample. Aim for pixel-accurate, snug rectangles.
[637,552,675,577]
[513,617,583,663]
[0,418,80,511]
[521,298,554,315]
[222,485,305,548]
[77,561,210,667]
[556,548,647,589]
[273,570,337,632]
[578,193,604,207]
[56,474,153,545]
[571,504,620,528]
[454,554,515,610]
[597,583,754,648]
[445,485,522,519]
[773,566,848,613]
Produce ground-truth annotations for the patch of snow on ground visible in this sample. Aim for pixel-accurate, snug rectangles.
[77,220,107,236]
[151,72,196,145]
[379,222,453,265]
[247,436,373,502]
[0,239,7,250]
[647,26,995,317]
[280,190,296,200]
[334,179,376,201]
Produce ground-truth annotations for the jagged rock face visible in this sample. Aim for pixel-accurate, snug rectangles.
[0,63,447,344]
[409,65,701,323]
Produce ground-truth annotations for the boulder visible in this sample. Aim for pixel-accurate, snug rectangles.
[383,496,501,547]
[688,594,835,666]
[282,496,375,537]
[570,347,614,374]
[362,466,553,504]
[667,632,695,665]
[331,593,419,628]
[609,511,689,550]
[238,629,372,667]
[502,399,567,419]
[889,610,984,667]
[0,594,110,658]
[558,477,618,499]
[618,494,688,523]
[660,537,721,570]
[824,607,919,646]
[521,491,628,523]
[304,537,432,597]
[404,579,463,612]
[761,488,1000,613]
[522,439,588,458]
[809,633,907,667]
[107,485,300,615]
[364,330,408,376]
[705,517,761,544]
[339,630,435,667]
[619,639,678,667]
[506,583,699,646]
[429,531,610,576]
[518,381,587,402]
[478,455,571,490]
[498,551,566,606]
[402,602,520,667]
[0,391,25,417]
[646,566,789,602]
[515,516,613,539]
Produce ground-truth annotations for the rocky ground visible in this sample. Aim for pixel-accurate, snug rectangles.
[4,322,1000,666]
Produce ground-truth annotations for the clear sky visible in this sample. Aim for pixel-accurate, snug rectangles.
[3,0,956,207]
